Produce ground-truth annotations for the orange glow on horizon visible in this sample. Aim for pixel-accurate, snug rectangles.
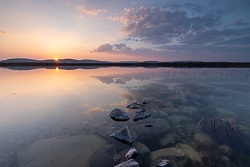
[54,58,58,61]
[56,67,59,71]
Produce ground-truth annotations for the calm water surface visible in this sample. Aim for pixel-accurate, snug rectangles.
[0,67,250,167]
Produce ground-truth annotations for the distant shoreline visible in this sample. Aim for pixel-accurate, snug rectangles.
[0,62,250,68]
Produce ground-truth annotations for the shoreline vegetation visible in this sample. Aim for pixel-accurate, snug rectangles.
[0,59,250,68]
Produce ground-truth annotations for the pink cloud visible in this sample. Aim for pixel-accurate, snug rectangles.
[76,5,108,15]
[0,30,7,34]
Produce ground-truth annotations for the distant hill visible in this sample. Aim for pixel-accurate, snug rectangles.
[1,58,39,63]
[0,58,250,68]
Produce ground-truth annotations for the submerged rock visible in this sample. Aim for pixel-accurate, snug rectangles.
[125,148,138,160]
[156,159,173,167]
[109,108,129,121]
[194,132,213,145]
[133,113,151,122]
[176,143,202,164]
[115,159,139,167]
[145,147,186,167]
[218,145,233,156]
[136,107,146,113]
[159,137,175,147]
[111,126,133,145]
[18,135,108,167]
[90,144,116,167]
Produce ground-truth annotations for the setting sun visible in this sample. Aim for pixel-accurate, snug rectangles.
[55,67,59,71]
[54,58,58,61]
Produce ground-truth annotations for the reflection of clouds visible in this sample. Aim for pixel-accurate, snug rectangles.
[84,107,106,114]
[93,76,128,84]
[113,78,126,84]
[110,103,121,107]
[92,72,153,85]
[94,76,114,84]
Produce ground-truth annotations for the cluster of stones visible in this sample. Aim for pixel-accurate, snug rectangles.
[115,148,139,167]
[109,100,152,145]
[126,100,151,122]
[108,100,157,166]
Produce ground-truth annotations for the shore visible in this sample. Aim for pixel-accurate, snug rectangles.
[1,62,250,68]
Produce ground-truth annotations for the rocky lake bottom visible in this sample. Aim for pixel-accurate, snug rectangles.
[0,67,250,167]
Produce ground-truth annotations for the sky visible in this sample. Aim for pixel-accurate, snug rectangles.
[0,0,250,62]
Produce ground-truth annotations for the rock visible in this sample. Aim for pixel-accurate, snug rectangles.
[133,113,151,122]
[90,144,116,167]
[113,154,122,164]
[109,108,129,121]
[150,147,185,159]
[115,159,139,167]
[128,105,141,109]
[194,133,213,145]
[167,114,188,126]
[125,148,138,160]
[133,142,150,159]
[126,102,141,109]
[111,126,133,145]
[156,159,173,167]
[159,137,175,147]
[119,142,150,163]
[143,100,150,104]
[218,145,233,156]
[145,147,187,167]
[18,135,108,167]
[136,107,146,113]
[176,143,202,163]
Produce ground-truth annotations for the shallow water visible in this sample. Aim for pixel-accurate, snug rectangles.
[0,67,250,167]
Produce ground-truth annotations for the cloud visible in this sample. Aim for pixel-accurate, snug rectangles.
[233,19,249,26]
[108,16,120,21]
[159,43,250,56]
[131,1,137,5]
[0,30,7,34]
[213,35,250,45]
[91,43,113,52]
[163,2,206,14]
[76,5,108,15]
[120,6,222,44]
[91,43,157,55]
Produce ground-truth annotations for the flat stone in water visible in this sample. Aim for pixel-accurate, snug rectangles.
[110,126,133,145]
[142,99,150,104]
[135,107,146,113]
[128,105,141,109]
[133,113,151,122]
[125,148,138,160]
[126,102,141,109]
[157,159,173,167]
[109,108,129,121]
[114,159,139,167]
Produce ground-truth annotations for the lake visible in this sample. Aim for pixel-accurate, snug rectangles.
[0,67,250,167]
